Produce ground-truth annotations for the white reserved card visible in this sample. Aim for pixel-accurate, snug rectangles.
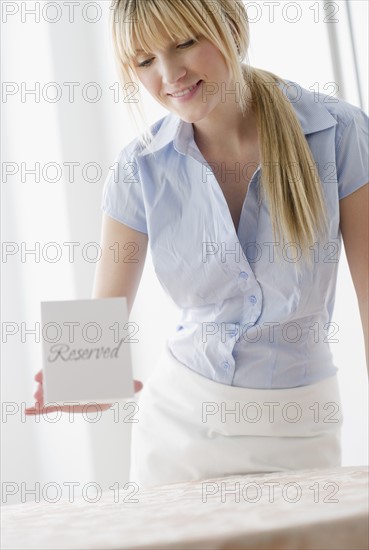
[41,298,134,405]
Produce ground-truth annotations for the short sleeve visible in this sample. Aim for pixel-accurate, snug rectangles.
[336,107,369,200]
[101,148,148,234]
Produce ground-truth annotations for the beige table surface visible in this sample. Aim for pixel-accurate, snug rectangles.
[1,465,368,550]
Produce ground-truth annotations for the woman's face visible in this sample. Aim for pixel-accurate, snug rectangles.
[130,30,232,123]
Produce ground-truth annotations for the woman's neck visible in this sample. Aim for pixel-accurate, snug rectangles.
[192,96,258,158]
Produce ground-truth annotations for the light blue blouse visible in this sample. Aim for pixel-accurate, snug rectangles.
[101,78,369,389]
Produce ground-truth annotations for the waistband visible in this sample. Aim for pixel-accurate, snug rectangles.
[141,341,344,438]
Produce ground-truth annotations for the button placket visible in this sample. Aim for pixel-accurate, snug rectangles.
[219,325,240,380]
[186,133,263,382]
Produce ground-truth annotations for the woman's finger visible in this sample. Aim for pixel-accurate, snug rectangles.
[34,371,43,384]
[33,391,42,403]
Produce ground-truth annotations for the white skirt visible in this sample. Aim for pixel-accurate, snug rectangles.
[129,342,343,489]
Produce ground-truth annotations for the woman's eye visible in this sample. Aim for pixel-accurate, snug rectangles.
[178,39,196,48]
[137,39,197,68]
[138,59,153,68]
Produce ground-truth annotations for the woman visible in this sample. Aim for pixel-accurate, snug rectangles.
[26,0,369,489]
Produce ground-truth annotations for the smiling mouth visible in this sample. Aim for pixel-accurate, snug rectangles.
[168,80,202,97]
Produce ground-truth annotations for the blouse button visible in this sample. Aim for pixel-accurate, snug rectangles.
[249,295,257,305]
[222,361,230,370]
[239,271,249,280]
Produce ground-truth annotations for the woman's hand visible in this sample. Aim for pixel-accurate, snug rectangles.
[25,370,143,416]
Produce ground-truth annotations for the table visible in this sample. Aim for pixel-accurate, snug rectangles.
[2,465,368,549]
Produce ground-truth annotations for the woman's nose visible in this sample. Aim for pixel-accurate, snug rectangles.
[160,59,187,87]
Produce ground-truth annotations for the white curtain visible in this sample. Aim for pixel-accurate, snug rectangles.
[2,0,367,505]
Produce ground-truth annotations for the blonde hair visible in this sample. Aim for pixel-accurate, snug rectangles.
[110,0,329,266]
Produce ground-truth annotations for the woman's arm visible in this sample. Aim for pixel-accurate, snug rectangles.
[339,182,369,376]
[92,214,148,317]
